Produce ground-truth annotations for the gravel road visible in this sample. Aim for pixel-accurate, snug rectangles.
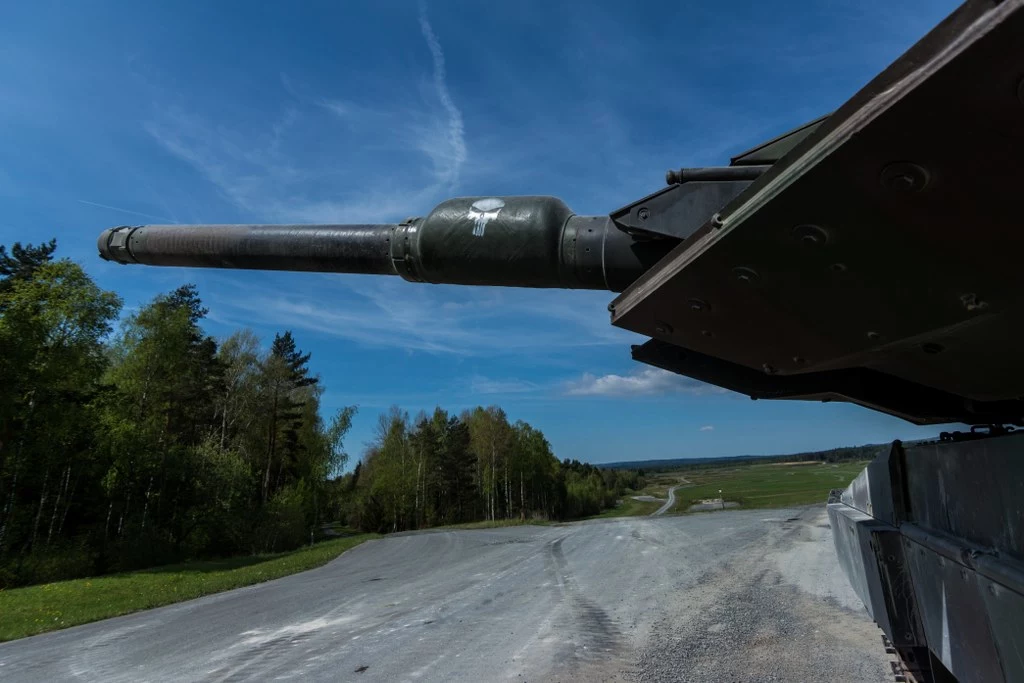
[651,485,680,516]
[0,507,892,682]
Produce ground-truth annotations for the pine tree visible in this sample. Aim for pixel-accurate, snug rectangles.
[0,240,57,299]
[261,331,318,503]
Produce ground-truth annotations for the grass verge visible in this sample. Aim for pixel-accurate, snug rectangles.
[589,497,664,518]
[670,460,868,513]
[0,533,379,643]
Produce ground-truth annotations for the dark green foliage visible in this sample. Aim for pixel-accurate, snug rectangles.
[261,331,319,505]
[0,238,630,586]
[0,254,123,583]
[348,407,634,533]
[0,240,356,586]
[0,240,57,297]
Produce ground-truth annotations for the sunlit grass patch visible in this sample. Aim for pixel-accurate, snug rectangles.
[0,534,378,642]
[670,461,868,513]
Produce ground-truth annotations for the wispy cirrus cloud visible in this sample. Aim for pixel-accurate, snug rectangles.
[418,1,466,190]
[564,367,725,397]
[202,273,637,357]
[468,375,540,395]
[699,424,715,432]
[77,199,176,224]
[144,4,466,225]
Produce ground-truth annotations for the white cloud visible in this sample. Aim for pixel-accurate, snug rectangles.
[144,4,466,226]
[77,199,176,224]
[699,425,715,432]
[202,273,637,357]
[418,2,466,189]
[317,99,350,118]
[564,367,723,397]
[468,376,540,394]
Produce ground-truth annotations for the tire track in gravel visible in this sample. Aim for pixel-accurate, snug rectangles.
[542,536,625,668]
[627,508,894,683]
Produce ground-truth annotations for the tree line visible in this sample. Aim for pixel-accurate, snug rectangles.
[0,240,640,586]
[330,407,644,533]
[606,444,889,473]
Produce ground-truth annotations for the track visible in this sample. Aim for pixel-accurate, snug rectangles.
[651,485,680,516]
[0,508,893,682]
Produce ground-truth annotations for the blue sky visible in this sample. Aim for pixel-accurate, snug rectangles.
[1,0,963,465]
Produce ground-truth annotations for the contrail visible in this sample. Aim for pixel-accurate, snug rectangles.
[77,199,177,224]
[418,1,466,189]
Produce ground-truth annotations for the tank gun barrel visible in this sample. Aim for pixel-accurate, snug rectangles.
[98,196,673,292]
[98,223,398,275]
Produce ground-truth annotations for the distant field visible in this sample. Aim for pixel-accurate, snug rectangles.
[590,496,663,518]
[671,460,868,513]
[635,472,679,499]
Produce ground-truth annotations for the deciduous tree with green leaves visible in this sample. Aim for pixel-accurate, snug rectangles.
[0,238,629,587]
[0,254,120,567]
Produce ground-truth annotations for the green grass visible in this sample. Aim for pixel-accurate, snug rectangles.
[581,473,686,520]
[0,534,379,643]
[671,460,868,513]
[589,497,664,519]
[635,473,680,499]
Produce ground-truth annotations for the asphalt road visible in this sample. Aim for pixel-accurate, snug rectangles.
[0,507,893,682]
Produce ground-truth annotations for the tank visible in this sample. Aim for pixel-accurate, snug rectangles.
[97,1,1024,680]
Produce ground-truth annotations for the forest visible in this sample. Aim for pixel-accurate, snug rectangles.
[0,240,639,588]
[332,407,643,533]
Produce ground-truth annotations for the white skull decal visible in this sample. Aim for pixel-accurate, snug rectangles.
[467,198,505,237]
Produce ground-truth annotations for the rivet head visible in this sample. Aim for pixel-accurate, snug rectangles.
[762,363,777,375]
[792,224,828,246]
[792,356,806,366]
[733,266,759,284]
[710,213,724,229]
[654,321,674,335]
[866,331,882,342]
[688,298,709,313]
[700,329,714,338]
[921,342,945,355]
[880,162,929,193]
[638,207,651,221]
